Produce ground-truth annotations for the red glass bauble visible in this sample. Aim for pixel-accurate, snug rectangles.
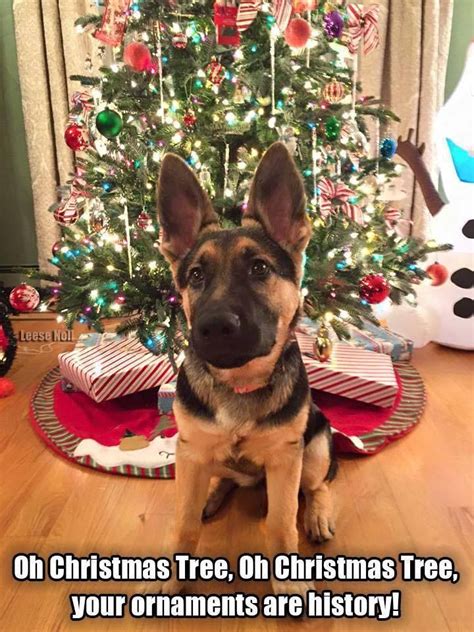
[359,274,390,304]
[9,284,40,313]
[52,240,63,256]
[426,262,449,286]
[172,32,188,49]
[123,41,152,72]
[284,18,312,48]
[183,110,197,127]
[137,211,152,229]
[0,377,15,398]
[64,123,88,151]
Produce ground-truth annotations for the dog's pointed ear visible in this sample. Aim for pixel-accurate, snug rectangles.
[244,142,311,255]
[157,154,218,262]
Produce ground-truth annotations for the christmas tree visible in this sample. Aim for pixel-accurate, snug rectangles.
[40,0,448,356]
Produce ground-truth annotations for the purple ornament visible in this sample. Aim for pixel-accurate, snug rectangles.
[323,10,344,39]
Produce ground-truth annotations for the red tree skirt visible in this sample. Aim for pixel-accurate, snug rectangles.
[30,364,425,478]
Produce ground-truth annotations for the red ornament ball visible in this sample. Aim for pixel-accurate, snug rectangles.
[64,123,88,151]
[183,110,197,127]
[426,262,449,286]
[207,59,225,85]
[137,211,152,230]
[172,32,188,49]
[359,274,390,304]
[284,18,312,48]
[123,41,152,72]
[9,284,40,313]
[52,240,63,256]
[0,377,15,398]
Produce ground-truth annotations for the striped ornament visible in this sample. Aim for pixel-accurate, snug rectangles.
[384,206,401,223]
[272,0,292,31]
[347,3,380,55]
[322,79,345,104]
[236,0,261,32]
[59,336,179,403]
[297,333,399,408]
[53,192,81,226]
[236,0,292,33]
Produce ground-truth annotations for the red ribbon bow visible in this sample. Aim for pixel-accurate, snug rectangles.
[347,3,380,55]
[318,177,364,224]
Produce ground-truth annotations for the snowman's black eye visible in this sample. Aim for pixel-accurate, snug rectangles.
[462,220,474,239]
[453,297,474,319]
[451,268,474,289]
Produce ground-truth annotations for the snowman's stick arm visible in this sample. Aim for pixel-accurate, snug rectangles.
[396,128,444,217]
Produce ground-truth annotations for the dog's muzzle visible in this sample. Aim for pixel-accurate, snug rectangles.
[192,308,264,369]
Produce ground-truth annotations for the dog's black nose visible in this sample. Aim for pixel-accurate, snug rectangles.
[197,312,241,341]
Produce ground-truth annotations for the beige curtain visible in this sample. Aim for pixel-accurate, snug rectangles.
[360,0,453,237]
[12,0,100,272]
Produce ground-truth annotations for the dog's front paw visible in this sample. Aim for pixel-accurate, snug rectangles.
[139,577,186,595]
[159,577,186,594]
[271,579,315,598]
[304,504,335,543]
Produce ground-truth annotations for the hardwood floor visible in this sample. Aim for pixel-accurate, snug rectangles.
[0,342,472,631]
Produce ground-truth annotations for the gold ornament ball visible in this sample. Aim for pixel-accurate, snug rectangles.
[313,325,333,362]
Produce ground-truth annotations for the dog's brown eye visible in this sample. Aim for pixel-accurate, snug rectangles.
[189,266,204,286]
[250,259,269,277]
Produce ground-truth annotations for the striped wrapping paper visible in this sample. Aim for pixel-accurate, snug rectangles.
[297,317,413,362]
[59,336,179,403]
[296,331,398,408]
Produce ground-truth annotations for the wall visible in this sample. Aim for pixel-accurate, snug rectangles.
[444,0,474,100]
[0,1,37,279]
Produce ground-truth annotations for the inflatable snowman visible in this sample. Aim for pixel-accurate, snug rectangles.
[422,40,474,349]
[382,42,474,350]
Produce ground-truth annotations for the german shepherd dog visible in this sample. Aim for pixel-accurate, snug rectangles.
[157,142,336,596]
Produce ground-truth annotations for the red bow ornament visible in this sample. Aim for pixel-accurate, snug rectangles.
[318,177,364,224]
[347,3,380,55]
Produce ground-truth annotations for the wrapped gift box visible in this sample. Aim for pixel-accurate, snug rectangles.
[59,335,179,403]
[296,331,399,408]
[298,317,413,362]
[158,382,176,415]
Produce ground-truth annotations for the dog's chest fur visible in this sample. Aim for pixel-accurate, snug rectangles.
[174,341,310,475]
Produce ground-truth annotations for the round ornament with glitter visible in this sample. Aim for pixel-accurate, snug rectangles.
[359,274,390,304]
[96,108,123,139]
[9,284,40,313]
[323,79,345,104]
[380,137,398,159]
[64,123,88,151]
[313,324,333,362]
[183,110,197,127]
[137,211,152,230]
[207,59,225,85]
[323,10,344,39]
[284,18,312,49]
[325,115,341,141]
[123,41,152,72]
[172,32,188,49]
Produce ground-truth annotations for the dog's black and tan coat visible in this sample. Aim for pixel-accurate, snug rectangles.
[157,142,337,596]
